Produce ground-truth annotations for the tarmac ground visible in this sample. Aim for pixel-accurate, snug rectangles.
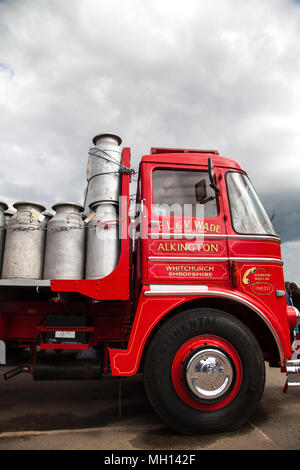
[0,350,299,451]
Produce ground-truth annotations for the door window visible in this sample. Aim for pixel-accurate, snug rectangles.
[152,169,218,218]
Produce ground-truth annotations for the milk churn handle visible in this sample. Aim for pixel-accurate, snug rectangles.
[16,209,32,224]
[66,213,81,224]
[97,219,120,229]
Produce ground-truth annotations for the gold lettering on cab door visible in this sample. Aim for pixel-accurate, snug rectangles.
[156,242,219,253]
[241,267,274,295]
[151,220,222,234]
[149,263,228,280]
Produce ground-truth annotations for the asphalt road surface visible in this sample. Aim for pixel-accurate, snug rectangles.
[0,351,299,451]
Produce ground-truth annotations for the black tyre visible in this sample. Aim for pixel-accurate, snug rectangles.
[143,308,265,434]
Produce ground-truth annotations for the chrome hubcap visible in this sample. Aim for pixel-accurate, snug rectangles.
[185,348,234,401]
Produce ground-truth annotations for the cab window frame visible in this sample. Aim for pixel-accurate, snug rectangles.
[151,167,220,218]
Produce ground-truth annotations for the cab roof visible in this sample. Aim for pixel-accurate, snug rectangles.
[140,147,244,172]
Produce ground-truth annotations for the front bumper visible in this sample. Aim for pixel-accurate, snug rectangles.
[286,359,300,387]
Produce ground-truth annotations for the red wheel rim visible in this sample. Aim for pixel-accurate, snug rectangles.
[171,335,243,411]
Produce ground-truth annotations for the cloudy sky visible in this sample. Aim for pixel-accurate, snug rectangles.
[0,0,299,283]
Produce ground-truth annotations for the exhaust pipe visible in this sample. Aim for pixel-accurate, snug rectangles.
[4,365,31,380]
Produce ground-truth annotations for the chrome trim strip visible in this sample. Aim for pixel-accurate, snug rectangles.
[148,256,283,265]
[230,257,283,265]
[147,284,209,293]
[149,233,281,242]
[144,286,284,361]
[227,235,281,242]
[149,256,228,263]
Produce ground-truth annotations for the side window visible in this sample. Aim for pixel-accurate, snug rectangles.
[152,169,218,217]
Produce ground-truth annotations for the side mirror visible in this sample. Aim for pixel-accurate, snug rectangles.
[195,179,215,204]
[195,179,207,201]
[195,179,208,204]
[208,158,220,193]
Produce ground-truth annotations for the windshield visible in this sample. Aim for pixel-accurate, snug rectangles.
[226,172,276,236]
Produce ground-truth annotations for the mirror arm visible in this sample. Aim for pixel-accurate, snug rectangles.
[210,181,220,193]
[208,158,221,194]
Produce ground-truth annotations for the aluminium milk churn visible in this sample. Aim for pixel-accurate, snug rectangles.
[84,133,123,214]
[0,201,8,274]
[4,209,15,224]
[85,202,120,279]
[43,202,85,280]
[2,201,46,279]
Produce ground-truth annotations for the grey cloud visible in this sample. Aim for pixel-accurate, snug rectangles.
[0,62,14,78]
[261,192,300,243]
[0,0,299,248]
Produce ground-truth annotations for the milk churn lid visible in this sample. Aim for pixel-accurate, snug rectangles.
[52,202,84,212]
[92,133,122,146]
[4,209,15,217]
[13,201,46,212]
[43,211,54,219]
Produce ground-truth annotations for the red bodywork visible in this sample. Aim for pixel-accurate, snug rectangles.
[0,146,294,376]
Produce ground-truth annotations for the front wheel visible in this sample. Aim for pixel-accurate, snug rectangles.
[143,308,265,434]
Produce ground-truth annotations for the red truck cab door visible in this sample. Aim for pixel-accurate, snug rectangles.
[139,156,231,288]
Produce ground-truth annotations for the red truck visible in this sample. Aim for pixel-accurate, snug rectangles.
[0,137,299,435]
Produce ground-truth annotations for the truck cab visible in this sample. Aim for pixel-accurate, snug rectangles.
[109,146,299,433]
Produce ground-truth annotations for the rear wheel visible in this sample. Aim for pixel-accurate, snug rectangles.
[143,308,265,434]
